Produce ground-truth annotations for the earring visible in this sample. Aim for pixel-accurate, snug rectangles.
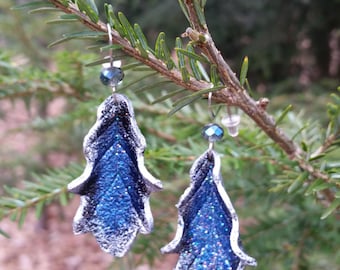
[161,93,256,269]
[68,24,162,257]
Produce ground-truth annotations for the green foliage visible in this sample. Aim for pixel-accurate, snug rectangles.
[48,31,107,47]
[0,164,81,229]
[11,1,53,10]
[98,0,340,93]
[239,56,248,87]
[0,1,339,269]
[193,0,207,27]
[76,0,98,23]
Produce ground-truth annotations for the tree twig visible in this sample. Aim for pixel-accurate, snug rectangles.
[48,0,333,199]
[310,133,339,159]
[291,228,309,270]
[183,0,335,191]
[48,1,296,154]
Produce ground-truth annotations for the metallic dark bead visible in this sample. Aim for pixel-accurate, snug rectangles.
[100,67,124,87]
[201,123,224,142]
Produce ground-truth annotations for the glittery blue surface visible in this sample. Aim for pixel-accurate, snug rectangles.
[68,94,162,257]
[162,151,256,270]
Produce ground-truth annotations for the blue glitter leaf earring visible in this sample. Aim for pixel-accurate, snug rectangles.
[68,24,162,257]
[161,93,256,269]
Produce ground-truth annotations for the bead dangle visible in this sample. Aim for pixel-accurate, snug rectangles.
[161,92,256,269]
[68,24,162,257]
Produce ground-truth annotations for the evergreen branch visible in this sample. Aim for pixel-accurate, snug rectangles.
[48,31,106,47]
[48,0,212,94]
[11,1,54,9]
[151,88,187,104]
[46,0,336,204]
[182,0,336,200]
[310,132,340,160]
[183,1,298,155]
[0,164,83,227]
[291,228,310,270]
[0,79,85,101]
[47,0,298,158]
[147,127,177,143]
[135,102,199,126]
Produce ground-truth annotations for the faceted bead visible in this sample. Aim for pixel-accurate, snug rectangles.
[201,123,224,142]
[100,67,124,87]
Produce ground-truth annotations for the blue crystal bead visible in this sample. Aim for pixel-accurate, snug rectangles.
[201,123,224,142]
[100,67,124,87]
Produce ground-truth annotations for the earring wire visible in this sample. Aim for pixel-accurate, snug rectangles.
[107,23,113,68]
[208,92,216,120]
[207,92,215,152]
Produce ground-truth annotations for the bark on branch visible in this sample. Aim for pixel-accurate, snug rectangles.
[48,0,333,194]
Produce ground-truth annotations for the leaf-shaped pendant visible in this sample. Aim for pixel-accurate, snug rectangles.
[68,93,162,257]
[161,150,256,270]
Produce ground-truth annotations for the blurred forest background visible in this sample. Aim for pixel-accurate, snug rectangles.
[0,0,339,269]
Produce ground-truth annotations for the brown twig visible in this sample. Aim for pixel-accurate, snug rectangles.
[310,133,339,159]
[48,1,296,154]
[291,229,309,270]
[182,0,335,190]
[48,1,213,93]
[48,1,334,200]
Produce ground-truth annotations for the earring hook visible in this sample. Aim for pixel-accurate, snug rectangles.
[99,24,124,91]
[107,23,113,67]
[208,91,215,120]
[207,92,215,152]
[202,91,224,154]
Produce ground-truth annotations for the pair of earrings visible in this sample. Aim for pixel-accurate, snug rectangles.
[67,25,256,269]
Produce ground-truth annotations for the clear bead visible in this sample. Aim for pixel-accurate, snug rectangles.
[201,123,224,142]
[100,67,124,87]
[221,114,240,137]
